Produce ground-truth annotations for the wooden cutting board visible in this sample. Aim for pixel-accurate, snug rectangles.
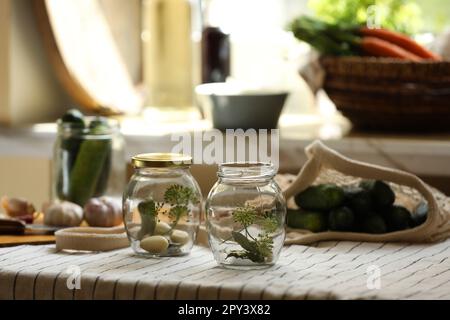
[0,235,55,247]
[0,218,56,247]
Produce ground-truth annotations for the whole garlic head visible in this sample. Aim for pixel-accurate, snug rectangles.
[1,196,35,218]
[84,197,122,227]
[44,201,83,227]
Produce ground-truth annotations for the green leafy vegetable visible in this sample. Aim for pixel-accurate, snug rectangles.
[137,184,199,239]
[226,206,278,263]
[226,250,265,264]
[256,234,275,258]
[138,200,158,217]
[137,200,158,239]
[308,0,423,35]
[261,211,279,234]
[164,184,199,206]
[288,16,360,56]
[164,185,199,229]
[168,205,189,227]
[233,206,258,227]
[232,232,258,252]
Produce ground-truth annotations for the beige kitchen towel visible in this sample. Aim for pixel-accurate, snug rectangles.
[55,226,129,251]
[282,140,450,245]
[2,240,450,300]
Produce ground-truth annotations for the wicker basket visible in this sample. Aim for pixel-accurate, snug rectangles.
[320,56,450,131]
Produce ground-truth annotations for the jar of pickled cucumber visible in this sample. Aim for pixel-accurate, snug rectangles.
[123,153,202,257]
[52,109,125,207]
[206,163,286,269]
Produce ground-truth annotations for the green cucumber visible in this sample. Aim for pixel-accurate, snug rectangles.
[56,135,87,200]
[68,137,111,206]
[89,117,113,197]
[384,205,413,232]
[360,180,395,209]
[328,206,355,231]
[93,147,111,197]
[361,215,387,234]
[294,184,345,211]
[286,209,328,232]
[56,109,86,199]
[347,188,374,218]
[61,109,85,128]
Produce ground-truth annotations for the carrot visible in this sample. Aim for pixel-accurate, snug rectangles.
[360,27,441,61]
[360,37,422,61]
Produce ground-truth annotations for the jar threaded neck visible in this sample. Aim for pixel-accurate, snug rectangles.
[218,162,275,182]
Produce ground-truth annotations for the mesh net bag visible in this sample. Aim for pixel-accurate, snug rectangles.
[280,141,450,245]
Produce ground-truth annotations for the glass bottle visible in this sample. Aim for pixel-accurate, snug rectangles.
[206,163,286,269]
[123,153,202,257]
[201,0,230,83]
[142,0,202,108]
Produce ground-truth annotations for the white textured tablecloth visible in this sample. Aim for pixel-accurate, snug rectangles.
[1,240,450,300]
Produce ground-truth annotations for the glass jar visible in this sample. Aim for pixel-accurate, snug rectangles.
[206,163,286,269]
[52,117,125,207]
[123,153,202,257]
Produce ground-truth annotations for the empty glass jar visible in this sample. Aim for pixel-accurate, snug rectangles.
[123,153,202,257]
[206,163,286,269]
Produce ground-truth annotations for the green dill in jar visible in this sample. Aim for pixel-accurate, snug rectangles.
[206,163,286,269]
[123,153,202,257]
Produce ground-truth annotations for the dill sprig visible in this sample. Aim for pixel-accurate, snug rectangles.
[137,184,198,237]
[164,184,199,206]
[227,206,279,263]
[233,206,258,228]
[164,185,199,228]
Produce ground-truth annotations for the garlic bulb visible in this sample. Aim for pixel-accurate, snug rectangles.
[44,201,83,227]
[1,196,35,218]
[84,197,122,227]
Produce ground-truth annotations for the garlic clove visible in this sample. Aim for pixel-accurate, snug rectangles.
[154,221,171,235]
[140,235,169,254]
[170,229,190,245]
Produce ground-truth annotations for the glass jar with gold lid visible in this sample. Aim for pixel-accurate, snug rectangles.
[123,153,202,257]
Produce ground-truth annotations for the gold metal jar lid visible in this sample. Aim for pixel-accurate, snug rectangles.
[131,153,192,168]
